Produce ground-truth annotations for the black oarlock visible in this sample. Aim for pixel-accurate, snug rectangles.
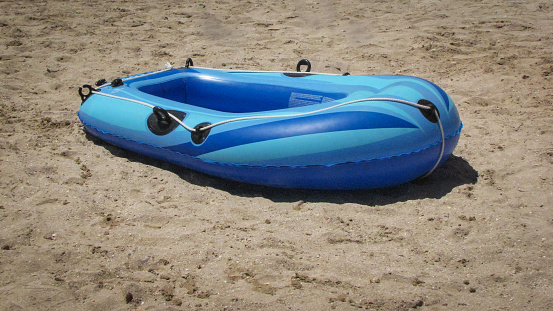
[147,107,186,136]
[153,106,171,129]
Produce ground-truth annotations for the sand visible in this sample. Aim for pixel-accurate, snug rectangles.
[1,0,552,310]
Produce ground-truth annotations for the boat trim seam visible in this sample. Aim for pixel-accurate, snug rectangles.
[80,117,462,169]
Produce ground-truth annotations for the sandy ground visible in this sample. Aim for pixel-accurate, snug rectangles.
[1,0,553,310]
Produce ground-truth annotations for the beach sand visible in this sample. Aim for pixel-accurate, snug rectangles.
[1,0,552,310]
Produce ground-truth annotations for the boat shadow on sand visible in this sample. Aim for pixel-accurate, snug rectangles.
[88,133,478,206]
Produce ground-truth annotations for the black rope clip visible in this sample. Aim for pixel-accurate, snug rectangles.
[191,122,211,144]
[296,59,311,72]
[78,84,98,104]
[185,58,194,68]
[418,99,440,123]
[111,78,124,87]
[95,79,107,87]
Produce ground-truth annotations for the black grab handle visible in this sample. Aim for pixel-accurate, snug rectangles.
[296,59,311,72]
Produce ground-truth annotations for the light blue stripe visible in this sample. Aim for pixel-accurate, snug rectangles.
[81,96,150,132]
[199,128,418,164]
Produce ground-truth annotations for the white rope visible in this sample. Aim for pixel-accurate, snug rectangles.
[199,97,430,131]
[95,68,175,88]
[178,66,343,76]
[91,90,155,108]
[90,91,196,132]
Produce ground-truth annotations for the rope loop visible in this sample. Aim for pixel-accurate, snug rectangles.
[296,59,311,72]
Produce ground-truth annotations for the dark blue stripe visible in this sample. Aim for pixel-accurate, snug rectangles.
[167,111,417,156]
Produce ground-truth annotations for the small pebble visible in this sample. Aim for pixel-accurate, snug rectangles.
[125,292,133,303]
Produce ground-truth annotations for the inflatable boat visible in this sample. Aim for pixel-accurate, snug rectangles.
[77,59,462,190]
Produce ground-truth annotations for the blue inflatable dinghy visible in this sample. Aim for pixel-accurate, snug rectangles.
[78,59,462,190]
